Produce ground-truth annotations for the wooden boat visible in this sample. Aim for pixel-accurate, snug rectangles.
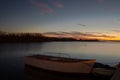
[25,54,96,74]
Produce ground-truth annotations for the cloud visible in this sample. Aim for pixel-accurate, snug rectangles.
[97,0,105,3]
[30,0,64,15]
[30,0,53,14]
[112,30,120,33]
[77,24,86,27]
[43,32,72,38]
[52,1,64,8]
[85,32,102,34]
[0,24,8,27]
[118,19,120,21]
[44,32,64,35]
[90,34,116,38]
[71,32,116,38]
[43,31,116,39]
[110,8,120,12]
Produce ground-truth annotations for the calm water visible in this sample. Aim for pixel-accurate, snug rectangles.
[0,42,120,80]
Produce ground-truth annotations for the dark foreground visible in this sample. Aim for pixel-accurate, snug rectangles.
[25,65,111,80]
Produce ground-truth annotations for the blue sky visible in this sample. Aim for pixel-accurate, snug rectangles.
[0,0,120,40]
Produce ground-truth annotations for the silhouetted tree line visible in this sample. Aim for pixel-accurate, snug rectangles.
[0,31,99,43]
[0,32,78,43]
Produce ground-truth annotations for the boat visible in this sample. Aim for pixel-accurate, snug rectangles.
[25,54,96,74]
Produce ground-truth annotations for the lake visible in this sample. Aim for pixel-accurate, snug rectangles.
[0,42,120,80]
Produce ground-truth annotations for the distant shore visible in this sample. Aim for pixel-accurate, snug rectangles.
[0,32,120,43]
[0,33,100,43]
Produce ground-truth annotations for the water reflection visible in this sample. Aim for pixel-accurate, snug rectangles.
[1,42,120,66]
[34,42,120,66]
[24,65,93,80]
[24,65,112,80]
[0,42,120,80]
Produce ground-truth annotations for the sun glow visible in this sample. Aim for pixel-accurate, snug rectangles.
[102,37,120,41]
[43,33,120,41]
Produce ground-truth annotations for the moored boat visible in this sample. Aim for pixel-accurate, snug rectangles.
[25,54,96,74]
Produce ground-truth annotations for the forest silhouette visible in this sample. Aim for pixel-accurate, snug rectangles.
[0,31,99,43]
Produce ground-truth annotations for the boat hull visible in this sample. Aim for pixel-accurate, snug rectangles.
[25,55,96,74]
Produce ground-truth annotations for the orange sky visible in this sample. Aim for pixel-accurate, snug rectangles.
[42,32,120,41]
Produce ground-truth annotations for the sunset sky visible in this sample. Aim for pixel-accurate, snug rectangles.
[0,0,120,40]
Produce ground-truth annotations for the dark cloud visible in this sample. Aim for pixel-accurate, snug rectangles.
[52,1,64,8]
[30,0,53,14]
[71,32,116,38]
[110,8,120,12]
[0,24,9,27]
[30,0,64,15]
[85,32,102,34]
[44,32,64,35]
[97,0,105,3]
[77,24,86,27]
[43,31,116,38]
[112,30,120,33]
